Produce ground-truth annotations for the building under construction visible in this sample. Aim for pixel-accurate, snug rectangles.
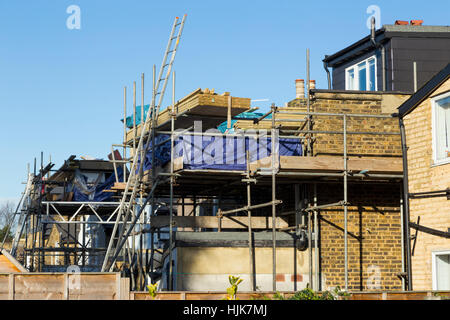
[4,16,449,297]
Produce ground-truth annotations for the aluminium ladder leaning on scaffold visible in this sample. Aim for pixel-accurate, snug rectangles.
[101,15,186,275]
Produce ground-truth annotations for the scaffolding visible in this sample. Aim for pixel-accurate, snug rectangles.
[104,81,403,291]
[3,27,406,292]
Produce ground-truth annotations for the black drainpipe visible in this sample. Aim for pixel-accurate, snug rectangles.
[397,114,413,291]
[323,57,331,90]
[370,17,386,91]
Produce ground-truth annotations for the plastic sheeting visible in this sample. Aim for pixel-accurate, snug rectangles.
[139,134,302,172]
[70,166,123,202]
[217,110,272,133]
[122,105,152,129]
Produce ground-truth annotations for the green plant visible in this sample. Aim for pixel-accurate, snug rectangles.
[274,284,349,300]
[331,286,351,300]
[272,292,285,300]
[225,275,243,300]
[290,287,323,300]
[147,283,158,299]
[0,226,13,243]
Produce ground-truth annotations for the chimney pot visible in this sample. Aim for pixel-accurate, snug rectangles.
[295,79,305,99]
[395,20,409,25]
[410,20,423,26]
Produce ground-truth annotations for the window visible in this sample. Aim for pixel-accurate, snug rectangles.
[432,251,450,290]
[345,56,377,91]
[432,92,450,164]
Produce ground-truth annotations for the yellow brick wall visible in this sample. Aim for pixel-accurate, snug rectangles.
[403,78,450,290]
[289,91,409,157]
[316,182,403,291]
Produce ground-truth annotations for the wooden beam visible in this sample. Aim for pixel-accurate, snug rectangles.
[250,156,403,174]
[125,89,251,144]
[149,216,288,229]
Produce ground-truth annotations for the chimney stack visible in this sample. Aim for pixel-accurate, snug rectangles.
[295,79,305,98]
[309,80,316,91]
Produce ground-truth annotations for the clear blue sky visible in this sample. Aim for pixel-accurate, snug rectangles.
[0,0,448,204]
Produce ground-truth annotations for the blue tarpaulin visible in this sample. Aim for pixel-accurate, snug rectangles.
[70,166,124,202]
[138,134,302,172]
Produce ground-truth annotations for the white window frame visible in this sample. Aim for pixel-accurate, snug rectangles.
[431,91,450,165]
[345,55,377,91]
[432,250,450,290]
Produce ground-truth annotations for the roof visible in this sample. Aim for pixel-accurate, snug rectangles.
[398,63,450,117]
[48,155,115,182]
[324,24,450,67]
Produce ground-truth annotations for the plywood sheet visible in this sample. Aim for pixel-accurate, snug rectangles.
[0,255,21,273]
[0,250,27,272]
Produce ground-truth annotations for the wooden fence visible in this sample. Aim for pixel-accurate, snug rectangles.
[0,273,448,300]
[0,272,129,300]
[130,290,450,300]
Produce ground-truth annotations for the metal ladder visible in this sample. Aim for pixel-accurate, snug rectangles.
[101,15,186,272]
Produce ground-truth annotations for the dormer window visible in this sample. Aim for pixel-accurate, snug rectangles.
[345,56,377,91]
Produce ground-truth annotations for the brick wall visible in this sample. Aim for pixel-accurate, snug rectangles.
[286,90,408,291]
[315,182,403,291]
[288,91,408,157]
[403,78,450,290]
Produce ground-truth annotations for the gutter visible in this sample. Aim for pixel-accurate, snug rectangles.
[393,112,413,291]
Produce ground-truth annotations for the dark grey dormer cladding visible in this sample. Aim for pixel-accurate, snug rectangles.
[324,25,450,92]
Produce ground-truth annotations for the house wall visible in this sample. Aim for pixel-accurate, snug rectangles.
[316,182,403,291]
[403,78,450,290]
[330,36,450,92]
[174,247,313,291]
[289,91,409,157]
[287,91,407,291]
[391,37,450,92]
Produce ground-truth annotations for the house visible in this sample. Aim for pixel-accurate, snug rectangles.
[323,21,450,92]
[20,156,124,272]
[140,87,411,292]
[397,63,450,291]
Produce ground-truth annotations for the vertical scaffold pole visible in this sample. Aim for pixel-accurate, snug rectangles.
[314,183,320,291]
[271,103,277,292]
[306,48,311,156]
[123,86,127,182]
[343,114,348,291]
[246,150,255,291]
[168,70,175,291]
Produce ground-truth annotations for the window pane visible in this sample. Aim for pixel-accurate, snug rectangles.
[358,62,366,91]
[436,254,450,290]
[347,69,355,90]
[435,96,450,161]
[368,59,376,91]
